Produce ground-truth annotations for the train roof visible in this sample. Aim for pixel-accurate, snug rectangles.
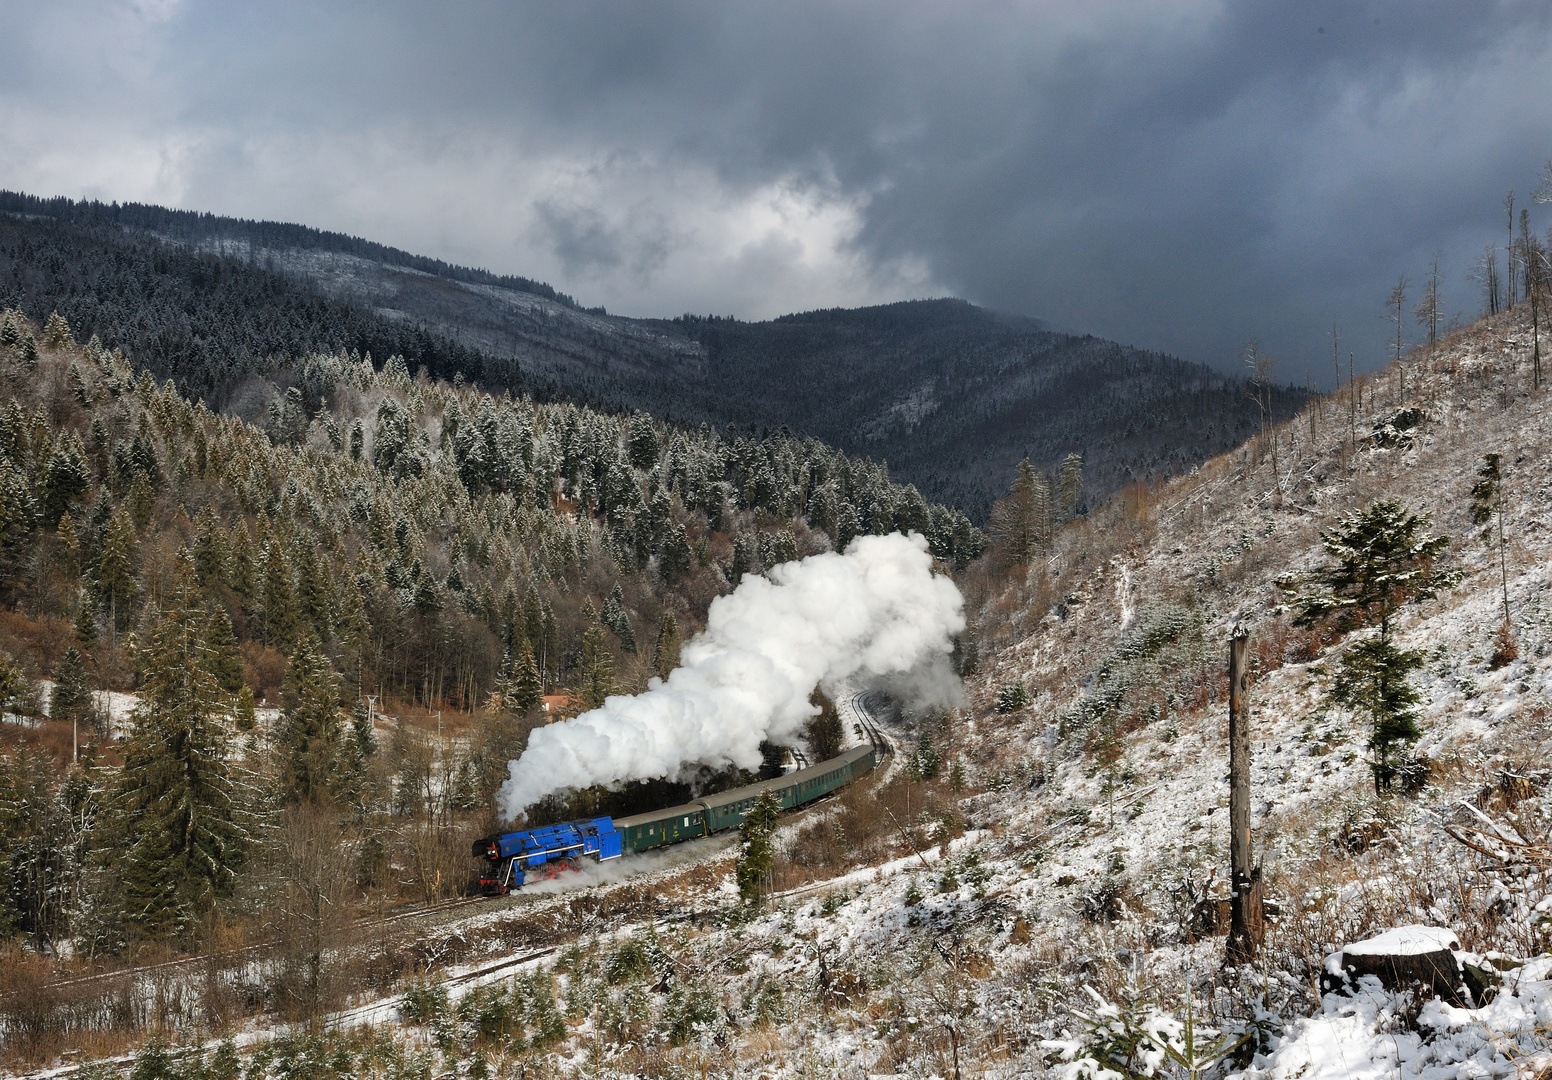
[612,745,875,827]
[614,800,708,830]
[695,744,875,811]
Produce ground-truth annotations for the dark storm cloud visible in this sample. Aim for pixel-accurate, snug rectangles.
[5,1,1552,379]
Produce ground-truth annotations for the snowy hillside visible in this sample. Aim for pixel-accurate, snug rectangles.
[6,310,1551,1079]
[404,303,1552,1077]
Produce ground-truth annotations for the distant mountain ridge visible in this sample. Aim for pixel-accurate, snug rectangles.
[0,190,1306,517]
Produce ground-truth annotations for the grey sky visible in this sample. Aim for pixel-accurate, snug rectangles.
[3,1,1551,381]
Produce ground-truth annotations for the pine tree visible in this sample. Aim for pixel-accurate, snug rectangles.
[110,592,244,939]
[94,509,139,639]
[576,621,616,710]
[279,637,345,803]
[192,507,228,587]
[42,311,73,348]
[988,458,1051,565]
[260,539,299,648]
[735,788,781,907]
[653,612,682,682]
[204,605,245,696]
[1286,500,1456,792]
[41,437,90,529]
[51,646,91,723]
[511,638,543,712]
[601,584,636,653]
[0,462,35,599]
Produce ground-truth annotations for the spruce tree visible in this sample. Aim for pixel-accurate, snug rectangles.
[601,584,636,653]
[989,458,1051,565]
[658,524,694,583]
[0,651,31,715]
[260,539,300,648]
[42,311,73,348]
[204,605,245,697]
[94,509,139,639]
[735,788,781,907]
[653,612,682,682]
[226,523,257,604]
[1470,453,1511,630]
[1057,453,1084,521]
[1286,500,1456,792]
[803,691,845,761]
[511,638,543,712]
[110,591,244,939]
[0,460,37,596]
[295,544,335,641]
[41,437,90,529]
[279,637,345,803]
[577,622,616,710]
[51,646,91,723]
[192,507,228,587]
[72,593,98,649]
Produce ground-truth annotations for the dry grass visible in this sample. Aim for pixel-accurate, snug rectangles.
[772,773,964,892]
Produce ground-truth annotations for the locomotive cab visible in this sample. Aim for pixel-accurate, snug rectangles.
[471,836,524,895]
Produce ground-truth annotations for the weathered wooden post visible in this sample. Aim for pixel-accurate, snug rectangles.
[1226,628,1263,964]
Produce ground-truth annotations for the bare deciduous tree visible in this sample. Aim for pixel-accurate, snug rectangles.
[1505,191,1518,306]
[1470,245,1502,317]
[1415,254,1441,346]
[1386,276,1409,401]
[262,803,361,1025]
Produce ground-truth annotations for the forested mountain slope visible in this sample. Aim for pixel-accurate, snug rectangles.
[0,306,981,957]
[0,192,1306,518]
[2,264,1551,1079]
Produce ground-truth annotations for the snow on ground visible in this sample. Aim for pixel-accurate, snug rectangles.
[1251,958,1552,1080]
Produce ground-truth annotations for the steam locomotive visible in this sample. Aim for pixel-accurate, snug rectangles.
[473,744,877,894]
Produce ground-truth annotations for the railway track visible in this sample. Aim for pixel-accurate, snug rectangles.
[4,893,494,999]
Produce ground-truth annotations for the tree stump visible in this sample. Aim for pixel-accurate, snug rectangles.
[1319,925,1469,1006]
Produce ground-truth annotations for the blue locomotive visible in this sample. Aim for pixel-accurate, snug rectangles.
[472,817,623,894]
[473,744,876,894]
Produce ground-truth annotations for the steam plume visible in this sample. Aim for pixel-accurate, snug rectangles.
[497,531,964,820]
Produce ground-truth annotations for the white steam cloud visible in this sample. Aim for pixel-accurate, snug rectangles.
[497,531,964,821]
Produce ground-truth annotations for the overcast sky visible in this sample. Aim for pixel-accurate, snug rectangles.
[3,1,1552,381]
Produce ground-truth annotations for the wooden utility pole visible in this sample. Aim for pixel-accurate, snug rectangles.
[1226,629,1263,964]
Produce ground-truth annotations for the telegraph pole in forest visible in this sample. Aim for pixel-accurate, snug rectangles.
[1226,628,1264,964]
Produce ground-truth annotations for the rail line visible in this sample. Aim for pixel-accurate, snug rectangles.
[4,893,493,999]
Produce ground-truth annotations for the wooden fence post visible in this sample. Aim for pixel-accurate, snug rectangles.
[1226,629,1263,964]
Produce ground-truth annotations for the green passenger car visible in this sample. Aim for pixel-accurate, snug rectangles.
[615,744,877,854]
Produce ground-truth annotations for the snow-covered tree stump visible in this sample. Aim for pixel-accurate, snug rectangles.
[1320,925,1469,1006]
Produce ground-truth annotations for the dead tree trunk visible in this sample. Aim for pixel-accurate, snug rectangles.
[1226,630,1263,964]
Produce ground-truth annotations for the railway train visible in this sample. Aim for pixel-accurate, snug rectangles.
[473,743,877,894]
